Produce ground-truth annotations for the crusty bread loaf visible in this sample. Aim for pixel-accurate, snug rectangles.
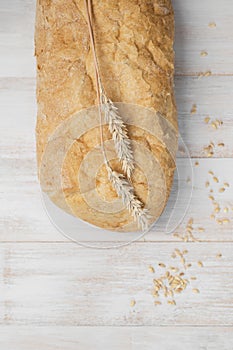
[35,0,177,232]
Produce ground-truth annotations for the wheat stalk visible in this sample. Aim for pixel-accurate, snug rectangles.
[101,94,134,178]
[84,0,150,231]
[107,165,150,230]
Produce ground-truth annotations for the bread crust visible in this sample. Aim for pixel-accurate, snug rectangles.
[35,0,177,231]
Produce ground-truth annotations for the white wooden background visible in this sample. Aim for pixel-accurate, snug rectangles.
[1,0,233,349]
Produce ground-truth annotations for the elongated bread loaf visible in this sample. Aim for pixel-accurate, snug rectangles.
[35,0,177,232]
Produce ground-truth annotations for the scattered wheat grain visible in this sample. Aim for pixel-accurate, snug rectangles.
[198,70,212,78]
[208,22,216,28]
[219,188,225,193]
[201,50,208,57]
[192,288,200,294]
[158,263,166,268]
[148,265,155,273]
[130,299,136,307]
[181,257,186,265]
[191,104,197,114]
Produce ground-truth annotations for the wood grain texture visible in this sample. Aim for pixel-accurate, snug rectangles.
[1,0,233,77]
[0,326,233,350]
[0,242,233,326]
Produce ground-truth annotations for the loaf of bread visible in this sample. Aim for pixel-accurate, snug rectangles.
[35,0,177,232]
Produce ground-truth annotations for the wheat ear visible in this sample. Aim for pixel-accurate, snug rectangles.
[107,166,150,230]
[84,0,150,230]
[101,94,134,179]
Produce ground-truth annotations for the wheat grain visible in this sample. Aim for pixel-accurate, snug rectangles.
[158,263,166,268]
[191,104,197,114]
[148,265,155,273]
[219,187,225,193]
[198,70,212,78]
[200,50,208,57]
[192,288,200,294]
[208,22,216,28]
[130,299,136,307]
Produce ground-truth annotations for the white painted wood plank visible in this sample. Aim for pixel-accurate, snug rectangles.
[173,0,233,75]
[0,242,233,326]
[0,0,232,338]
[176,75,233,157]
[1,0,233,77]
[0,1,36,78]
[0,326,233,350]
[1,76,232,242]
[1,154,233,242]
[1,76,233,158]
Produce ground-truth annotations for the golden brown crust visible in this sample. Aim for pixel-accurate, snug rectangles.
[35,0,177,231]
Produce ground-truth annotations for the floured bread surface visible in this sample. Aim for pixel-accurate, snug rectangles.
[35,0,177,232]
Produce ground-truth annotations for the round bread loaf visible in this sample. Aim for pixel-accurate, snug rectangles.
[35,0,178,232]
